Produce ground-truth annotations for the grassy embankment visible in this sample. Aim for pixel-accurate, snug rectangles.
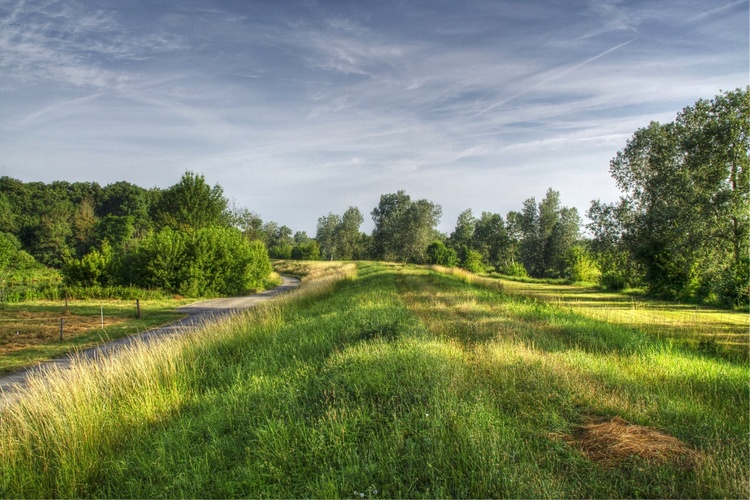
[0,261,747,498]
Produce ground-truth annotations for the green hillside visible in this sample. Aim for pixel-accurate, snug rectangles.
[1,262,747,498]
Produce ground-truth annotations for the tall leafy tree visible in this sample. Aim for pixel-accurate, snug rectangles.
[448,209,476,250]
[153,171,229,231]
[517,189,581,278]
[371,191,411,262]
[338,207,365,260]
[371,191,441,263]
[315,207,365,260]
[595,87,749,304]
[99,181,153,236]
[316,213,342,260]
[474,211,512,272]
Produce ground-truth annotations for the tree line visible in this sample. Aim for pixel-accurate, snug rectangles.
[0,172,273,297]
[1,88,746,305]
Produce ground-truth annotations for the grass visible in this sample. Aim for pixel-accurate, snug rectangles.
[431,265,750,360]
[0,262,747,498]
[0,298,193,374]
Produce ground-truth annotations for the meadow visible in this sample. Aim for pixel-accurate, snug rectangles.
[0,262,747,498]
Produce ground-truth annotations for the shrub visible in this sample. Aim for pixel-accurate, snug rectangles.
[426,241,458,267]
[565,246,601,283]
[461,248,485,274]
[501,262,528,278]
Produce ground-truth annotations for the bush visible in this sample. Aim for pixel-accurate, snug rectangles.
[716,257,750,308]
[426,241,458,267]
[461,248,485,274]
[63,227,274,297]
[501,262,528,278]
[565,246,601,283]
[600,270,625,290]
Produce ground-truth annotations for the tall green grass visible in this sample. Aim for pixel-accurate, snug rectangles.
[0,262,746,498]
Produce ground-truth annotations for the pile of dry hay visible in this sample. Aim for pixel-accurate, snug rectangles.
[559,416,700,468]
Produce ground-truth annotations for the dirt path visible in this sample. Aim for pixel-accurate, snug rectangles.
[0,276,301,409]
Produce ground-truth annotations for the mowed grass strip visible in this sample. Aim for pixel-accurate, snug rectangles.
[0,263,747,498]
[431,266,750,359]
[0,299,193,374]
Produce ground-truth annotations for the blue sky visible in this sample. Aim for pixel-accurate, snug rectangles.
[1,0,747,234]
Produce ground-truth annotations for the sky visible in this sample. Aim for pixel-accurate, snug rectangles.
[0,0,747,235]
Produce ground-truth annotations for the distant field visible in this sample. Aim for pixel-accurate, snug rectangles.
[1,262,747,498]
[0,298,192,374]
[432,266,749,360]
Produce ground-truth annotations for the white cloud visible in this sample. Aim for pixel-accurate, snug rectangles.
[0,0,746,233]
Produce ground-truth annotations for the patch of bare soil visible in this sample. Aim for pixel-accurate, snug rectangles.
[558,416,701,468]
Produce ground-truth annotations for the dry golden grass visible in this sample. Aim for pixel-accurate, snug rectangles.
[0,311,125,355]
[559,416,701,468]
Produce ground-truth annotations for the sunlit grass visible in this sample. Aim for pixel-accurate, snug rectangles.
[429,265,749,359]
[0,262,746,498]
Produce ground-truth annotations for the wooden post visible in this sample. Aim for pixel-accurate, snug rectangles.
[60,318,63,340]
[136,299,141,319]
[101,306,104,329]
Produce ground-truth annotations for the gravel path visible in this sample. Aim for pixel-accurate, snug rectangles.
[0,275,301,409]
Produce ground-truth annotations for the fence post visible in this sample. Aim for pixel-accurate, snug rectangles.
[60,318,63,340]
[101,306,104,329]
[136,299,141,319]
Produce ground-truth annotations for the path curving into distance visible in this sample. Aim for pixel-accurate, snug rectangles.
[0,275,301,410]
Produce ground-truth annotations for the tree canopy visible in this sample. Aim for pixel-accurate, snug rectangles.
[589,87,749,305]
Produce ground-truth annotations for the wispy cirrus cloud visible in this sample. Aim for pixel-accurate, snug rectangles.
[0,0,746,233]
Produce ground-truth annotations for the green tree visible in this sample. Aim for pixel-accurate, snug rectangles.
[461,248,485,274]
[517,189,581,278]
[598,87,749,304]
[71,197,98,257]
[474,211,512,272]
[371,191,441,263]
[316,213,342,260]
[316,207,366,261]
[264,223,293,259]
[448,209,476,251]
[586,199,641,290]
[338,207,365,260]
[63,241,113,287]
[153,171,229,231]
[99,181,153,236]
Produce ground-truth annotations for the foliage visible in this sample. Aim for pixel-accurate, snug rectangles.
[153,171,230,231]
[371,191,442,263]
[0,174,276,300]
[508,189,582,278]
[62,241,113,287]
[316,207,367,261]
[501,261,529,278]
[291,240,321,260]
[425,240,458,267]
[315,213,342,260]
[262,222,294,259]
[473,211,513,271]
[590,87,749,306]
[564,245,601,283]
[461,247,485,274]
[63,227,273,297]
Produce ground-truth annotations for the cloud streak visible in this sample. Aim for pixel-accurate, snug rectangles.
[0,0,746,233]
